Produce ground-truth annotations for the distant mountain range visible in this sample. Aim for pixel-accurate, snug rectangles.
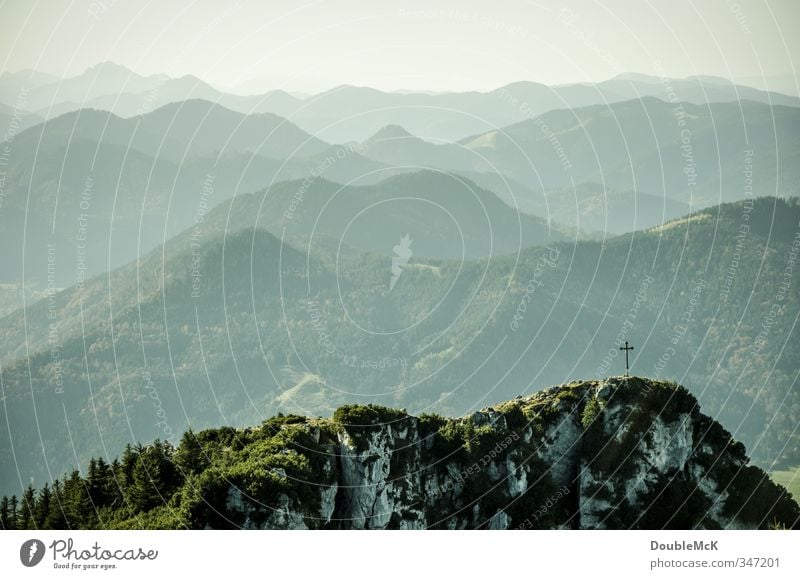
[0,126,561,291]
[3,62,798,142]
[14,99,329,162]
[415,98,799,206]
[2,95,797,305]
[1,196,797,496]
[353,98,800,210]
[220,171,566,259]
[0,101,380,290]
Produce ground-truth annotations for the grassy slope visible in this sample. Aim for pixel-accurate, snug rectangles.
[770,467,800,501]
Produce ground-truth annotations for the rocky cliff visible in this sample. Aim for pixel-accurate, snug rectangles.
[185,377,798,529]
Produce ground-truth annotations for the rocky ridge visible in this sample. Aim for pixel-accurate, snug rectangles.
[193,377,798,529]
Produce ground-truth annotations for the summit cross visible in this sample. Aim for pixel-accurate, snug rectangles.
[620,341,634,376]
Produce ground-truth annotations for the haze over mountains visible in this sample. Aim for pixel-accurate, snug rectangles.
[359,98,800,206]
[3,62,800,142]
[0,100,376,290]
[1,196,798,496]
[2,85,797,299]
[0,64,798,503]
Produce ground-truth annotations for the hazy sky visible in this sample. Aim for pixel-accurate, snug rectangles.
[0,0,798,93]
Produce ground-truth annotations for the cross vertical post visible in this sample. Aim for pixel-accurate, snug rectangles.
[620,341,634,376]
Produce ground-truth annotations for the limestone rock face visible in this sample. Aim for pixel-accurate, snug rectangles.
[205,378,799,529]
[336,419,426,529]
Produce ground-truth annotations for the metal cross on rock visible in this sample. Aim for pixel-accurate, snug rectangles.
[620,341,634,376]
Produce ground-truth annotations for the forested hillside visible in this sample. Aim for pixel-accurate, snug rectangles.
[1,196,797,496]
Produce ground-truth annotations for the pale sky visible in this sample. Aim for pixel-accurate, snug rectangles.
[0,0,798,94]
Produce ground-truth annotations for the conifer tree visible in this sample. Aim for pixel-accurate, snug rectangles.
[175,428,205,475]
[0,496,10,529]
[129,443,172,512]
[9,495,19,530]
[47,480,67,530]
[108,459,124,508]
[35,484,52,529]
[19,485,36,529]
[61,471,87,528]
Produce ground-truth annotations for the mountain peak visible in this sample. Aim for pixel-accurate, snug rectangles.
[367,124,415,142]
[495,80,549,92]
[608,72,663,83]
[144,98,232,116]
[83,61,139,77]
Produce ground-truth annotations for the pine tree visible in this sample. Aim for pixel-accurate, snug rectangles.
[19,485,36,529]
[175,428,205,475]
[0,496,10,529]
[86,458,112,512]
[35,484,52,529]
[9,495,19,530]
[108,459,124,508]
[95,457,113,507]
[129,448,163,512]
[87,459,99,500]
[46,480,67,530]
[128,440,181,513]
[120,444,140,491]
[154,440,180,491]
[82,460,100,528]
[61,471,87,528]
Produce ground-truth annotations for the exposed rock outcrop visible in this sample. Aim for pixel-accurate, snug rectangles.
[206,377,799,529]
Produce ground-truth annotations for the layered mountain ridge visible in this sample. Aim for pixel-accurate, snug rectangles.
[1,197,798,498]
[4,63,799,142]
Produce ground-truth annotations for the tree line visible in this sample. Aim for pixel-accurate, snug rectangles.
[0,432,206,530]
